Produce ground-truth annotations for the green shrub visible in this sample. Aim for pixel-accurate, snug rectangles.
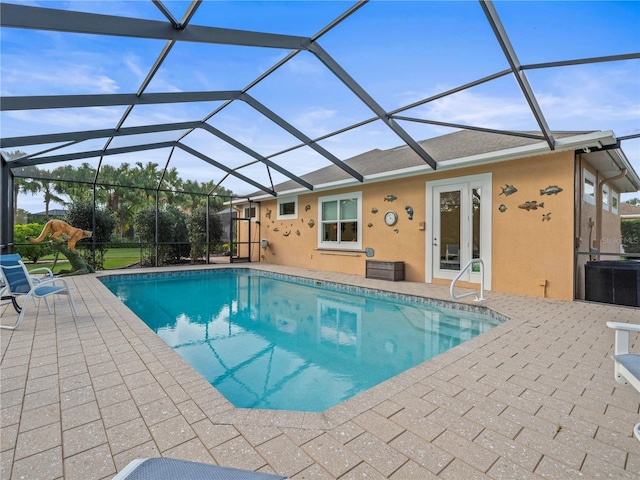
[14,223,54,263]
[135,207,190,266]
[188,207,224,262]
[621,219,640,254]
[64,201,117,270]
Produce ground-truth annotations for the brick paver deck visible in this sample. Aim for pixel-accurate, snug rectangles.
[1,264,639,479]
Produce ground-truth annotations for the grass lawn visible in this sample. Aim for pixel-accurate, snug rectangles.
[27,247,141,273]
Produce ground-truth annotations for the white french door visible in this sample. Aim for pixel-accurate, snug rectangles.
[426,174,492,288]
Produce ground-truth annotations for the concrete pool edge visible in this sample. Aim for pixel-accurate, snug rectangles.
[4,263,640,478]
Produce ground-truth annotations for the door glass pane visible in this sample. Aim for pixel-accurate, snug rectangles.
[439,190,460,271]
[472,187,481,261]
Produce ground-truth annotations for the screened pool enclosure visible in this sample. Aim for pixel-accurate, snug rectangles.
[1,0,639,267]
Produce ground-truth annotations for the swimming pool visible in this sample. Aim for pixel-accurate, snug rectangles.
[100,269,503,412]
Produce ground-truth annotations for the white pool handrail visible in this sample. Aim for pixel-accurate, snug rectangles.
[450,258,485,302]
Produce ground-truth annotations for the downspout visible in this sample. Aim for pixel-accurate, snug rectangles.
[595,167,627,257]
[573,153,582,300]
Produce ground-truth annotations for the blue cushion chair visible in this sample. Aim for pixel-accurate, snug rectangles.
[0,253,77,330]
[113,458,289,480]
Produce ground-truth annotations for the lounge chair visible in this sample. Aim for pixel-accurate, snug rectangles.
[113,458,288,479]
[606,321,640,441]
[0,254,54,312]
[0,253,77,330]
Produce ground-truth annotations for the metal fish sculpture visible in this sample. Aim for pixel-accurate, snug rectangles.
[540,185,563,196]
[384,195,397,202]
[307,219,315,228]
[371,207,378,214]
[518,201,544,211]
[265,208,272,219]
[305,204,311,212]
[542,213,551,222]
[273,227,280,232]
[393,228,399,233]
[295,230,301,236]
[283,230,291,237]
[498,204,507,213]
[405,206,414,220]
[367,223,373,228]
[499,184,518,196]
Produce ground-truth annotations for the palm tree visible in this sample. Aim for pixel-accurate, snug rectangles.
[53,163,95,203]
[181,179,209,212]
[38,178,66,218]
[159,166,182,207]
[14,176,40,217]
[2,151,39,216]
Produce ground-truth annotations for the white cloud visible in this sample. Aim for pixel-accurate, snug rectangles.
[1,60,119,95]
[5,108,124,133]
[284,56,325,76]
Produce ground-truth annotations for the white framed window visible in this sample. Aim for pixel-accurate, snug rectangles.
[602,184,610,211]
[612,191,619,215]
[583,169,596,205]
[277,196,298,220]
[318,192,362,249]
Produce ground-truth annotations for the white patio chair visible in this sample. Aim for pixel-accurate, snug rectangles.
[0,253,77,330]
[606,321,640,441]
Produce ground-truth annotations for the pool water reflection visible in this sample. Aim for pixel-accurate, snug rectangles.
[101,270,501,412]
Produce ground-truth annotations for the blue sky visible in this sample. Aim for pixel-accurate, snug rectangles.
[1,0,639,212]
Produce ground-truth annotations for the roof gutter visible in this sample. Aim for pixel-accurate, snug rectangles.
[236,130,640,202]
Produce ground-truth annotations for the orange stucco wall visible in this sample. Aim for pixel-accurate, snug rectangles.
[248,151,578,300]
[491,152,575,299]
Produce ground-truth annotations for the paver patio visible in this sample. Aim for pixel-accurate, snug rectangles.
[1,264,639,479]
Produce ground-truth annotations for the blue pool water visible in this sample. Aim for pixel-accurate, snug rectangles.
[100,269,502,412]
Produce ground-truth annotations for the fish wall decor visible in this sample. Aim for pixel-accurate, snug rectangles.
[540,185,563,195]
[265,208,272,219]
[305,204,311,211]
[367,223,373,227]
[307,220,315,228]
[371,207,378,214]
[384,195,397,202]
[283,230,291,236]
[518,201,544,211]
[542,213,552,222]
[405,206,414,220]
[499,184,518,196]
[498,204,507,213]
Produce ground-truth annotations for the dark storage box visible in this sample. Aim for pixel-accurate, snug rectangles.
[365,260,405,281]
[585,260,640,307]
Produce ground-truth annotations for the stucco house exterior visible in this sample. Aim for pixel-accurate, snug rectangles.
[236,130,640,301]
